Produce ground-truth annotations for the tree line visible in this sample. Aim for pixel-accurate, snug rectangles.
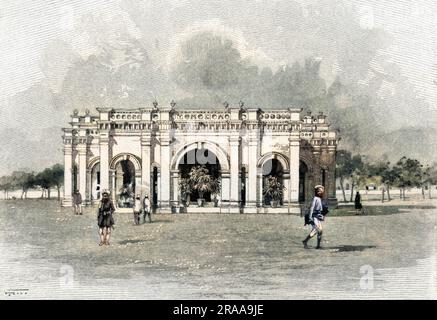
[0,164,64,200]
[336,150,437,202]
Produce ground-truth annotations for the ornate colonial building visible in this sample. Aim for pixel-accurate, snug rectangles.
[62,102,339,213]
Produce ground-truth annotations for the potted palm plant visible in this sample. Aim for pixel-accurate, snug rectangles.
[210,177,221,207]
[263,176,286,208]
[179,177,192,207]
[189,165,214,207]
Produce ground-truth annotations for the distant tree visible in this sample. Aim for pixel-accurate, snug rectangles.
[50,164,64,201]
[335,150,353,202]
[393,157,423,200]
[35,168,53,199]
[336,151,372,202]
[370,161,397,202]
[421,163,437,199]
[10,171,35,199]
[0,175,13,199]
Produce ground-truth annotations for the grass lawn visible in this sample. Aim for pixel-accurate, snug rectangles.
[330,204,436,217]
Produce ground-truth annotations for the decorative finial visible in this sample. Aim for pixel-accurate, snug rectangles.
[73,109,79,116]
[170,100,176,108]
[223,101,229,109]
[239,100,244,108]
[85,108,90,115]
[152,100,158,109]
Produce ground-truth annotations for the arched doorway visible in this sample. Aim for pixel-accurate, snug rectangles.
[152,166,158,208]
[178,148,221,205]
[90,162,101,201]
[115,159,136,208]
[299,161,308,203]
[262,159,284,205]
[72,164,78,193]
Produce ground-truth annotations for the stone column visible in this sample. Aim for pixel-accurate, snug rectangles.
[62,145,73,206]
[246,134,258,210]
[282,173,290,204]
[110,169,116,204]
[258,173,264,207]
[141,135,152,197]
[86,169,92,204]
[289,132,300,202]
[135,174,142,197]
[221,171,231,213]
[77,145,87,205]
[159,135,171,210]
[229,136,240,210]
[99,134,110,192]
[327,146,338,207]
[171,170,180,209]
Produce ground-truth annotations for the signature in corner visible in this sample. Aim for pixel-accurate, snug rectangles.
[4,289,29,297]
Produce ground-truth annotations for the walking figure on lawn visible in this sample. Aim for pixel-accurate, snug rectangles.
[303,185,328,249]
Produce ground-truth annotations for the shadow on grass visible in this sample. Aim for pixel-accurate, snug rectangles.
[330,204,436,217]
[328,245,376,252]
[118,239,146,245]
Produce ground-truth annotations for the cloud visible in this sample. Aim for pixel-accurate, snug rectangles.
[166,19,277,72]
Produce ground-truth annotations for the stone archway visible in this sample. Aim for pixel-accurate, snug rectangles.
[110,153,141,208]
[171,142,230,208]
[88,157,101,202]
[257,152,290,207]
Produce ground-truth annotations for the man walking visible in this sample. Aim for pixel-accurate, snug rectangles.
[143,194,152,223]
[73,190,83,215]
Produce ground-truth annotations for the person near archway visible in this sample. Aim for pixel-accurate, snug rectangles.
[97,191,115,246]
[143,194,152,223]
[73,190,83,215]
[133,194,141,225]
[302,185,326,249]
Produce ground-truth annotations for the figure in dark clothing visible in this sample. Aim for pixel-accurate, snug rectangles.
[97,191,115,246]
[73,190,83,215]
[354,191,363,215]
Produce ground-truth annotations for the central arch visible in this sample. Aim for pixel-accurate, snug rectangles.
[171,142,230,207]
[171,142,230,171]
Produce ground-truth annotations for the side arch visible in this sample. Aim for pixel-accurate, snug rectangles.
[110,153,142,171]
[88,156,100,170]
[257,152,290,171]
[171,141,230,171]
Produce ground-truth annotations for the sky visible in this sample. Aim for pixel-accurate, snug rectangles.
[0,0,436,174]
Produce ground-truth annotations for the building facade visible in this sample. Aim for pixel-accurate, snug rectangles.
[62,103,339,213]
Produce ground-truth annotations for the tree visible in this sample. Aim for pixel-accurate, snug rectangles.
[0,175,13,199]
[35,168,53,199]
[10,171,35,199]
[421,163,437,199]
[393,157,423,200]
[349,155,366,202]
[335,150,353,202]
[50,164,64,200]
[370,161,397,202]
